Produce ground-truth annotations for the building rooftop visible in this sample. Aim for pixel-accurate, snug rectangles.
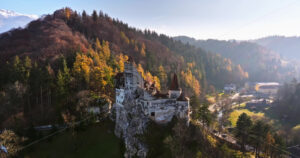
[170,73,180,90]
[154,91,169,99]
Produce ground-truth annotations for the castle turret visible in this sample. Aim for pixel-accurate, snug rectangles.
[124,57,144,91]
[168,74,182,98]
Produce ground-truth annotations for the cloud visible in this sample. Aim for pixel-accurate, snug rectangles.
[0,9,38,33]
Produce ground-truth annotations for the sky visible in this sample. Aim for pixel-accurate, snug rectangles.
[1,0,300,40]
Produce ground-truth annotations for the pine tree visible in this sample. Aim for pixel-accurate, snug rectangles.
[92,10,98,22]
[57,69,65,96]
[11,55,24,82]
[235,113,252,153]
[158,65,167,89]
[62,58,70,84]
[24,56,32,82]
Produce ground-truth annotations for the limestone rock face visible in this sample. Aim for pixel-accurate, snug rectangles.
[114,90,148,158]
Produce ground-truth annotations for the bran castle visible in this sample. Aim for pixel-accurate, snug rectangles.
[113,58,190,157]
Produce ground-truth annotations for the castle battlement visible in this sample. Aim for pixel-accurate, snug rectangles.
[115,60,190,123]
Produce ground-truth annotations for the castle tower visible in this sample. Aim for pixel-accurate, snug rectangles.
[168,73,182,98]
[124,57,144,91]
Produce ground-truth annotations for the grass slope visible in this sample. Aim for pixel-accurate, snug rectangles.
[23,120,123,158]
[229,109,264,127]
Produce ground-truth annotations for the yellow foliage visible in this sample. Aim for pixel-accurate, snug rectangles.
[153,76,161,90]
[100,40,110,61]
[120,31,130,44]
[181,69,201,95]
[65,8,71,20]
[158,65,167,86]
[140,43,146,56]
[134,44,139,52]
[229,109,264,127]
[73,53,94,83]
[187,62,195,69]
[137,64,145,79]
[116,54,128,72]
[95,38,102,51]
[145,71,153,83]
[137,64,160,90]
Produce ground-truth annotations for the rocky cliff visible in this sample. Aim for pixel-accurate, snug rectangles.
[114,90,149,158]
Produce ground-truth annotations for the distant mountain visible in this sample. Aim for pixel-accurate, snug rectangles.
[174,36,299,82]
[253,36,300,61]
[0,9,38,33]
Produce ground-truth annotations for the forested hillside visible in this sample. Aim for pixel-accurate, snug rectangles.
[0,8,249,129]
[174,36,299,82]
[269,80,300,145]
[254,36,300,61]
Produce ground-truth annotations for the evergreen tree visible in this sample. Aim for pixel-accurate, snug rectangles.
[158,65,167,89]
[235,113,252,152]
[24,56,32,83]
[92,10,98,22]
[250,120,270,157]
[62,58,70,86]
[57,69,65,96]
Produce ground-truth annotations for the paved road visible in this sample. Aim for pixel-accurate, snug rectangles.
[208,93,240,112]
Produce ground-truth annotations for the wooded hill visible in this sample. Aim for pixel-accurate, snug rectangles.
[254,36,300,61]
[0,8,248,129]
[174,36,299,82]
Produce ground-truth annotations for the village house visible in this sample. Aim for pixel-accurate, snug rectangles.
[224,83,237,94]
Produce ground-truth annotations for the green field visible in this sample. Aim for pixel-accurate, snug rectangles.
[229,109,264,127]
[292,124,300,131]
[231,102,246,109]
[23,120,124,158]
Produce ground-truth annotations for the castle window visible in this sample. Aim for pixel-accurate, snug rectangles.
[151,112,155,117]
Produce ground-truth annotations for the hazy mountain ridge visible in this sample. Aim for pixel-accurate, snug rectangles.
[253,36,300,61]
[0,9,38,33]
[174,36,299,82]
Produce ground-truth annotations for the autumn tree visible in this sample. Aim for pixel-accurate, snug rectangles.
[0,130,23,156]
[140,43,146,56]
[65,7,71,20]
[115,54,128,72]
[137,64,145,79]
[120,31,130,44]
[158,65,167,89]
[95,38,102,52]
[99,40,111,61]
[73,53,93,86]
